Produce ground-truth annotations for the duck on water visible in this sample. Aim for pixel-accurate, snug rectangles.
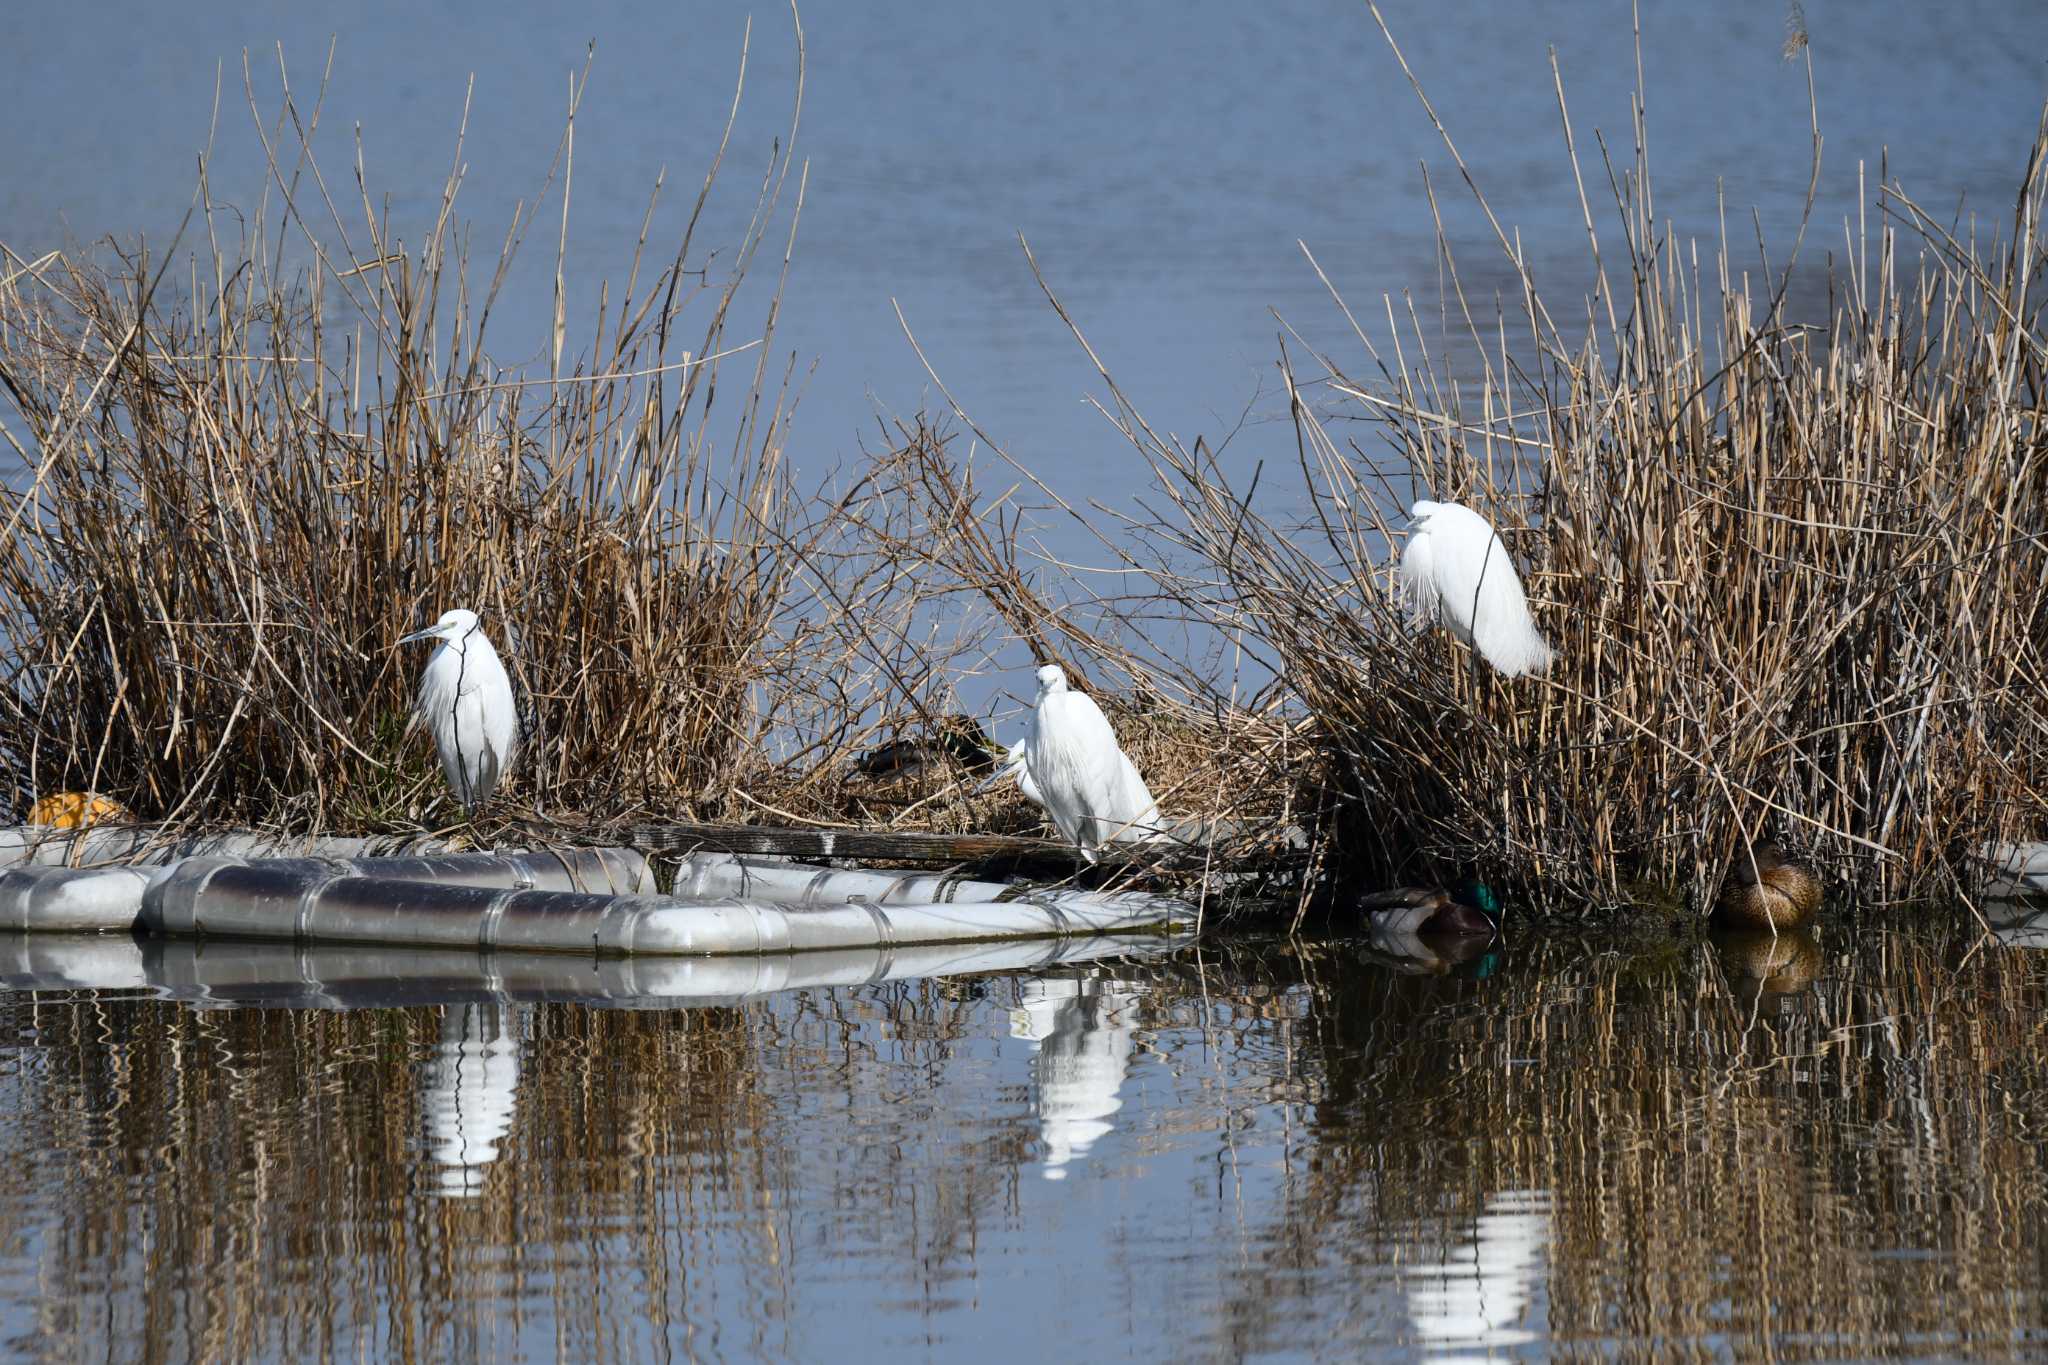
[1354,879,1500,938]
[1715,839,1822,931]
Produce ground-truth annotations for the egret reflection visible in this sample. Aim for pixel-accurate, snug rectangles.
[1405,1188,1551,1358]
[421,1003,523,1198]
[1009,976,1140,1180]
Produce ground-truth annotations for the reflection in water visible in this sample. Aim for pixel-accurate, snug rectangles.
[1405,1189,1551,1357]
[1009,977,1139,1179]
[1988,901,2048,950]
[1,925,2046,1360]
[1713,926,1824,1010]
[1361,924,1498,976]
[421,1005,523,1199]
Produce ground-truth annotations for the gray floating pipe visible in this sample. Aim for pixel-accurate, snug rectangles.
[671,852,1025,906]
[0,865,158,932]
[339,847,650,895]
[1977,840,2048,898]
[142,859,1189,956]
[0,848,649,936]
[0,930,1180,1009]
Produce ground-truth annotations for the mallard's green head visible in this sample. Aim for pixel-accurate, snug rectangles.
[934,714,1001,766]
[1450,879,1500,919]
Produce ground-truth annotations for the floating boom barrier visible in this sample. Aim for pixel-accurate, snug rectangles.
[1976,841,2048,899]
[0,825,1191,956]
[141,855,1188,955]
[0,847,649,934]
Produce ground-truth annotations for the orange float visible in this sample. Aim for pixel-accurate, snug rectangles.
[25,793,134,829]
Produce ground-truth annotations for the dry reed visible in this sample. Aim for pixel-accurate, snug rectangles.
[0,42,820,830]
[4,12,2042,919]
[1044,14,2048,910]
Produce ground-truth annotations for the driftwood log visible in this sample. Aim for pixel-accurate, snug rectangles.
[625,819,1297,875]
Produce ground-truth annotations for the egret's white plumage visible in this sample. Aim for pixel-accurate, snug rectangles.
[399,608,519,814]
[1398,500,1554,677]
[977,736,1045,808]
[1023,665,1164,862]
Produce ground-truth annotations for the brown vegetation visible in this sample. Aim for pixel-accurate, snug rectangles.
[1067,19,2048,909]
[2,18,2042,916]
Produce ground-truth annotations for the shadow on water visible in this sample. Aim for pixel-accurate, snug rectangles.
[0,913,2044,1359]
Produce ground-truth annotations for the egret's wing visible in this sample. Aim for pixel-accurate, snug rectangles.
[976,738,1029,794]
[1105,752,1165,844]
[1464,529,1553,677]
[1397,526,1438,626]
[416,636,519,809]
[468,637,520,798]
[1406,502,1553,673]
[472,732,504,806]
[1030,694,1130,849]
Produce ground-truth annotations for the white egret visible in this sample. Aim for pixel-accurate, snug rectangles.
[1398,500,1554,677]
[1023,665,1164,862]
[976,736,1045,809]
[398,608,519,815]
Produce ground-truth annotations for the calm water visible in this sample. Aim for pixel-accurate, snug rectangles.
[3,916,2047,1360]
[3,3,2041,497]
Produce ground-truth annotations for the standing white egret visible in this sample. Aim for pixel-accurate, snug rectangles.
[1398,500,1554,677]
[398,608,519,815]
[1023,665,1164,861]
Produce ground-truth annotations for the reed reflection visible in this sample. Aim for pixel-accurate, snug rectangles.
[0,924,2044,1360]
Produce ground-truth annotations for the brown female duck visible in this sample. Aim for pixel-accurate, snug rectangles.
[1716,840,1822,930]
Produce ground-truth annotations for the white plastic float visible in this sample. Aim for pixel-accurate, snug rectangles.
[0,847,650,934]
[1977,841,2048,899]
[671,851,1044,906]
[0,929,1177,1007]
[140,854,1188,956]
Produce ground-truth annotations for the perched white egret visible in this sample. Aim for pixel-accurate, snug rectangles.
[1399,500,1554,677]
[1023,665,1164,862]
[398,608,519,814]
[976,735,1045,809]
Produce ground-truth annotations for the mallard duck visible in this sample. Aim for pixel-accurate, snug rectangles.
[854,715,1001,781]
[1716,839,1822,930]
[1354,879,1500,937]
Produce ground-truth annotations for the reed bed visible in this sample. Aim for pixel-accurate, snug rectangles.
[4,17,2043,918]
[0,43,1285,876]
[1073,22,2048,909]
[0,45,820,830]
